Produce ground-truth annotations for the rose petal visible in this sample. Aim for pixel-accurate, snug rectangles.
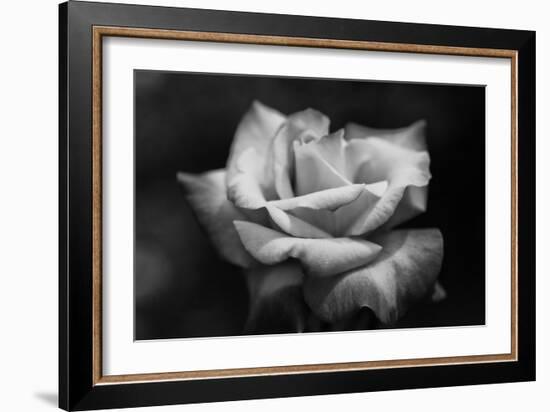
[226,101,286,168]
[304,228,444,324]
[311,129,347,171]
[294,131,352,196]
[286,207,338,236]
[336,184,386,234]
[270,184,365,211]
[177,170,255,267]
[286,184,384,236]
[265,108,331,199]
[345,119,427,151]
[344,138,431,234]
[345,185,407,235]
[341,120,431,231]
[382,185,428,229]
[225,101,286,207]
[226,148,269,209]
[286,123,429,234]
[234,221,382,277]
[264,122,301,200]
[244,261,308,333]
[298,129,347,175]
[348,137,431,186]
[289,108,330,138]
[264,205,331,239]
[294,128,382,185]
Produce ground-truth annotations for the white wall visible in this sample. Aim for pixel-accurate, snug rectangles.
[0,1,546,411]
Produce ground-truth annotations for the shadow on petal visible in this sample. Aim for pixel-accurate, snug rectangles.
[304,228,444,325]
[286,184,382,237]
[270,184,365,211]
[225,101,286,206]
[264,107,331,200]
[177,169,255,267]
[234,221,382,277]
[244,261,309,334]
[344,119,427,151]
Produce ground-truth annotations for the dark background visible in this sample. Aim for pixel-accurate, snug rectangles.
[134,70,485,340]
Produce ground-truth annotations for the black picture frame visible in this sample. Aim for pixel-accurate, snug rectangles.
[59,1,535,410]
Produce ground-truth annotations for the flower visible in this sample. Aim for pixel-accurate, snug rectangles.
[178,101,444,333]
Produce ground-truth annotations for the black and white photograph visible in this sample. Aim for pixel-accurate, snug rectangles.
[0,0,542,410]
[134,71,486,340]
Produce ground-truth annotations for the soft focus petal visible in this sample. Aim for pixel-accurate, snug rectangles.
[265,108,331,199]
[226,101,286,206]
[344,138,431,234]
[382,185,428,229]
[345,119,427,151]
[289,122,429,233]
[294,132,352,196]
[348,137,431,186]
[286,207,338,236]
[234,221,382,277]
[345,185,407,235]
[226,100,286,168]
[335,183,385,235]
[264,205,331,239]
[226,148,269,209]
[296,129,378,184]
[310,129,347,171]
[344,139,373,182]
[304,228,444,324]
[177,170,255,267]
[289,108,330,138]
[300,129,347,176]
[234,204,333,239]
[270,184,365,211]
[286,183,384,236]
[244,261,308,333]
[264,121,302,200]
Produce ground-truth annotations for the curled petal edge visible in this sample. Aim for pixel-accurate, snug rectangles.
[304,228,444,324]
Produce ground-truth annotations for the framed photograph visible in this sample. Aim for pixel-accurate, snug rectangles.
[59,1,535,410]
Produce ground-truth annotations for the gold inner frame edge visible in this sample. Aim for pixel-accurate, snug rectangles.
[91,25,518,386]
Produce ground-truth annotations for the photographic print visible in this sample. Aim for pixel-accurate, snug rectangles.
[134,71,486,340]
[60,5,534,409]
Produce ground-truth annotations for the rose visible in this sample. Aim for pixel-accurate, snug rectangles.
[178,101,444,333]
